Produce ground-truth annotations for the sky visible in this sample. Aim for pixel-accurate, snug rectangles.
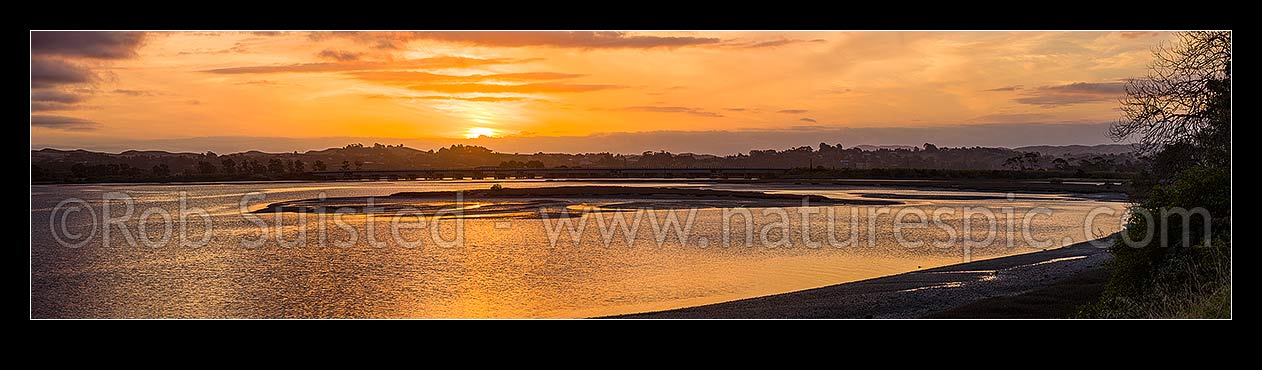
[30,31,1169,154]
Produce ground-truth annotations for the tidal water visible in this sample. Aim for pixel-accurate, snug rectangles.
[30,180,1127,318]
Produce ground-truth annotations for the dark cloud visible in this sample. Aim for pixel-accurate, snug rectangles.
[740,38,827,48]
[30,32,146,114]
[31,32,145,59]
[409,82,621,94]
[985,85,1023,92]
[724,108,748,112]
[203,56,528,74]
[625,106,723,117]
[350,71,582,84]
[777,109,808,114]
[317,49,362,61]
[32,89,86,103]
[1041,82,1126,94]
[30,115,101,130]
[31,102,77,112]
[1014,95,1115,107]
[799,118,818,123]
[319,31,721,49]
[1014,82,1127,107]
[250,31,284,36]
[31,58,96,88]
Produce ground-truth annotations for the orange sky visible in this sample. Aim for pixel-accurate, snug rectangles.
[30,31,1171,154]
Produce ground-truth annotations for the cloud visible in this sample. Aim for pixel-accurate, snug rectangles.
[203,56,529,74]
[724,108,748,112]
[234,80,285,86]
[1014,82,1127,107]
[971,113,1056,123]
[30,115,101,130]
[366,94,528,102]
[31,102,78,112]
[31,31,146,59]
[985,85,1023,92]
[408,82,621,94]
[31,58,96,88]
[349,71,582,84]
[177,42,248,55]
[30,32,147,114]
[319,31,721,49]
[739,38,827,48]
[625,106,723,117]
[32,89,86,103]
[1120,31,1161,39]
[112,89,154,96]
[1015,95,1116,107]
[35,122,1127,155]
[317,49,362,61]
[1041,82,1126,94]
[799,118,818,123]
[777,109,808,114]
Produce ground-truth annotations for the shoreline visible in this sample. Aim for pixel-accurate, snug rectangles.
[610,234,1118,319]
[253,185,902,217]
[35,177,1130,200]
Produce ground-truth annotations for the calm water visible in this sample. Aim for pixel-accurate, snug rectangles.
[30,180,1127,318]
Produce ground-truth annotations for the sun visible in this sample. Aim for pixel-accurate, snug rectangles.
[464,127,498,139]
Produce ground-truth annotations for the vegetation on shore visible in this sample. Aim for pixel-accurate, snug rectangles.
[1081,32,1231,318]
[32,142,1139,184]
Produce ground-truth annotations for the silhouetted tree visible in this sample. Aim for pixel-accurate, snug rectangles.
[69,163,88,178]
[151,164,170,176]
[267,159,285,173]
[32,165,48,181]
[525,160,545,168]
[1023,152,1040,168]
[293,159,305,173]
[1004,155,1025,171]
[197,161,217,174]
[1111,31,1230,161]
[1052,158,1069,170]
[312,160,327,171]
[340,160,351,171]
[354,161,363,170]
[220,158,236,174]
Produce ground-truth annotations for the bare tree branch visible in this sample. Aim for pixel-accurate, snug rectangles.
[1111,31,1231,155]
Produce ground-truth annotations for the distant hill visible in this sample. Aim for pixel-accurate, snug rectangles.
[32,142,1144,183]
[1014,144,1135,156]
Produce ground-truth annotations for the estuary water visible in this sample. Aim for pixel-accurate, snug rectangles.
[30,180,1127,318]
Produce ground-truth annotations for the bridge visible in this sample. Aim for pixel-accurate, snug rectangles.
[310,167,790,180]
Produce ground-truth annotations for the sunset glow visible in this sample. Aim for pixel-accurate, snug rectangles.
[28,30,1234,320]
[31,31,1174,153]
[465,127,498,139]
